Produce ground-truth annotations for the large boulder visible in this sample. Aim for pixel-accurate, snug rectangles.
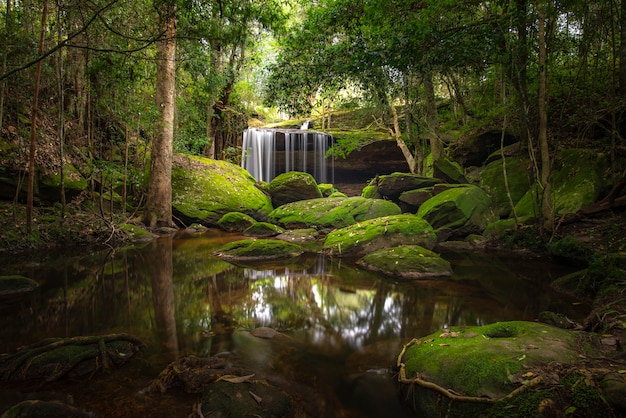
[322,214,437,257]
[357,245,452,279]
[479,156,532,217]
[366,172,442,201]
[514,149,609,218]
[417,185,493,240]
[171,155,273,226]
[212,239,303,261]
[449,130,519,167]
[268,171,322,207]
[268,196,401,230]
[433,158,467,184]
[397,321,595,417]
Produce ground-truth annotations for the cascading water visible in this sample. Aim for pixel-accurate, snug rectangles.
[241,128,334,184]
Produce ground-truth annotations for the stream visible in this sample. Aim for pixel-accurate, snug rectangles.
[0,229,588,417]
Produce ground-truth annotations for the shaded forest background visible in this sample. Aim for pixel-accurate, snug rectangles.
[0,0,625,246]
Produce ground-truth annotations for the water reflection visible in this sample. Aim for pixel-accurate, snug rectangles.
[0,231,587,416]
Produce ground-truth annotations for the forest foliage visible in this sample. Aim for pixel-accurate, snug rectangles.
[0,0,624,232]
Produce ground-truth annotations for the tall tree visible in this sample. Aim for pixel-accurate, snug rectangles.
[145,0,176,228]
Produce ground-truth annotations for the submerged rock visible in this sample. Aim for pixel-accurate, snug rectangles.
[213,239,303,261]
[357,245,452,279]
[322,214,436,257]
[0,275,38,297]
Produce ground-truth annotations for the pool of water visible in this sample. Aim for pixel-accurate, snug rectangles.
[0,229,588,417]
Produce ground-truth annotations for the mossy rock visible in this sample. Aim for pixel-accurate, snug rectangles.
[212,239,303,261]
[119,223,156,243]
[433,157,467,184]
[200,379,291,418]
[243,222,285,237]
[268,196,401,230]
[361,185,382,199]
[397,321,583,415]
[171,155,273,226]
[318,183,338,197]
[483,215,534,238]
[38,164,88,202]
[369,172,442,201]
[1,400,91,418]
[0,275,38,297]
[357,245,452,279]
[479,156,532,217]
[417,185,494,240]
[217,212,257,232]
[322,214,437,257]
[268,171,322,207]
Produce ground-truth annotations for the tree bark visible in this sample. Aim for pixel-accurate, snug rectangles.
[27,0,49,233]
[620,0,626,95]
[537,0,553,231]
[145,2,176,228]
[424,71,442,162]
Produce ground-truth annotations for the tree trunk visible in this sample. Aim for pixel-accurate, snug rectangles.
[620,0,626,95]
[538,0,553,231]
[27,0,49,233]
[0,0,12,128]
[391,104,416,173]
[145,2,176,228]
[424,72,442,162]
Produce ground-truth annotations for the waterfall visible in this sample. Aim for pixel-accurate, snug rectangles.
[241,128,334,184]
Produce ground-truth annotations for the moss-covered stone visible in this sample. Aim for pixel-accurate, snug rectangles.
[171,155,273,226]
[217,212,256,232]
[0,275,38,297]
[398,321,581,402]
[268,171,322,207]
[479,156,532,217]
[213,239,303,261]
[119,223,156,243]
[417,185,493,240]
[38,164,88,202]
[433,157,467,184]
[318,183,338,197]
[243,222,285,237]
[1,400,91,418]
[268,196,401,229]
[483,215,535,238]
[369,172,442,201]
[357,245,452,279]
[322,214,437,257]
[361,185,382,199]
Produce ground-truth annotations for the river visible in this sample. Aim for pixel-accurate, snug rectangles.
[0,229,587,417]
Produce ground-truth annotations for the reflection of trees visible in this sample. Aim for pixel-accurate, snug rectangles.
[147,236,179,360]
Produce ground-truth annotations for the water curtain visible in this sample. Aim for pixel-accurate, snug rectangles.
[241,128,334,184]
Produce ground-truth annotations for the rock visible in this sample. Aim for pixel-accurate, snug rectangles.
[357,245,452,279]
[433,157,467,184]
[448,130,519,167]
[368,173,441,201]
[0,275,38,297]
[601,373,626,412]
[268,196,401,230]
[171,155,273,226]
[417,184,494,240]
[243,222,285,237]
[322,214,437,257]
[479,156,532,217]
[268,171,322,207]
[275,228,320,243]
[515,149,609,218]
[397,321,585,416]
[1,400,92,418]
[199,379,291,418]
[212,239,303,261]
[119,223,157,243]
[398,188,433,211]
[38,164,89,203]
[318,183,338,197]
[217,212,256,232]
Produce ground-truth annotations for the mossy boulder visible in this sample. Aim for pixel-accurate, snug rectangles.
[119,223,157,243]
[217,212,257,232]
[268,171,322,207]
[171,155,273,226]
[0,275,38,297]
[200,380,291,418]
[398,188,433,210]
[212,239,303,261]
[243,222,285,237]
[357,245,452,279]
[417,185,493,240]
[38,164,88,203]
[515,149,608,218]
[322,214,437,257]
[368,172,442,201]
[268,196,401,230]
[1,400,91,418]
[433,157,467,184]
[397,321,583,416]
[479,156,532,217]
[318,183,338,197]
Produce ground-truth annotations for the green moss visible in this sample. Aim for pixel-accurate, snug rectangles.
[0,275,38,296]
[417,185,493,231]
[361,185,381,198]
[479,157,531,217]
[547,236,592,267]
[357,245,452,279]
[213,239,303,260]
[217,212,256,232]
